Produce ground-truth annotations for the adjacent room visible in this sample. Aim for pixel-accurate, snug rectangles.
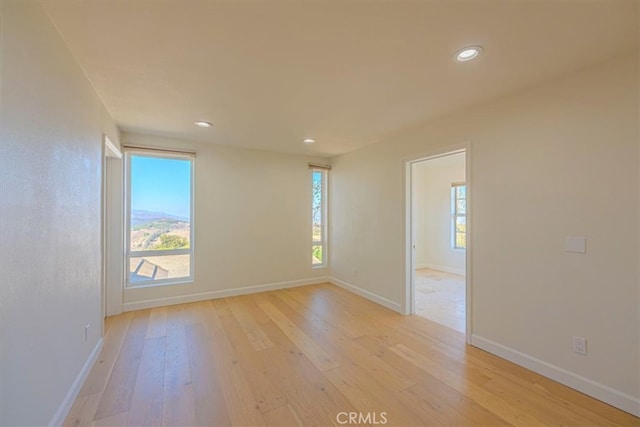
[412,152,466,333]
[1,1,638,426]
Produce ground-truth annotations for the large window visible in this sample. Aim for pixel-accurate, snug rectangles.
[126,150,194,286]
[452,182,466,250]
[312,168,327,267]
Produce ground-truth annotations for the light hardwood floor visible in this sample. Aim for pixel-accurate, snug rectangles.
[415,268,465,333]
[65,283,638,426]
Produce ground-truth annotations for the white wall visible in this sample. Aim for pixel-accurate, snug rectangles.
[413,153,465,275]
[0,1,120,425]
[121,133,329,310]
[330,54,639,414]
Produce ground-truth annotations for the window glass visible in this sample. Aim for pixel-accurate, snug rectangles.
[312,169,327,267]
[452,183,466,250]
[127,152,194,286]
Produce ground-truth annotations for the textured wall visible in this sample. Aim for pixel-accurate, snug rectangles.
[0,1,118,425]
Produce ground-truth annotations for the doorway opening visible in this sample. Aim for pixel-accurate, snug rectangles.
[405,148,470,341]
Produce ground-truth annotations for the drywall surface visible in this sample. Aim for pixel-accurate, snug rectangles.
[330,54,639,407]
[121,133,328,307]
[413,153,465,274]
[0,1,118,425]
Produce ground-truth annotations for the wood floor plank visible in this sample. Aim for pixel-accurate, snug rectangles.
[162,320,196,427]
[242,293,276,325]
[166,303,198,326]
[533,377,640,426]
[433,335,543,384]
[145,306,167,339]
[251,310,358,425]
[284,287,370,339]
[205,312,266,426]
[228,299,274,351]
[185,323,231,427]
[210,297,232,317]
[398,382,507,426]
[274,291,415,392]
[92,411,128,427]
[192,300,224,336]
[355,334,511,426]
[262,404,304,427]
[216,311,288,414]
[390,328,494,387]
[391,343,545,426]
[295,285,404,349]
[63,393,102,427]
[481,375,618,426]
[259,323,358,426]
[383,320,621,426]
[94,309,150,421]
[323,364,425,426]
[258,301,340,372]
[78,312,133,398]
[229,294,354,425]
[65,285,639,427]
[126,336,165,426]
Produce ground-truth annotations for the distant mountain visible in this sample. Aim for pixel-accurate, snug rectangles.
[131,209,189,227]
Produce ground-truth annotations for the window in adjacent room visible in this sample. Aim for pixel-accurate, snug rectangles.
[312,168,328,267]
[125,149,194,286]
[452,182,466,250]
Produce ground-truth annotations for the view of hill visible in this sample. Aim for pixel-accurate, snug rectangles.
[131,209,189,227]
[130,210,190,251]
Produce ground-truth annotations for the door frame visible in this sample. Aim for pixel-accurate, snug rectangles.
[102,135,123,322]
[403,142,472,344]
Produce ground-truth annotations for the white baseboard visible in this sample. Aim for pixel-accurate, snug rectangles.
[416,263,465,276]
[328,277,402,314]
[49,338,104,427]
[122,277,329,312]
[471,334,640,417]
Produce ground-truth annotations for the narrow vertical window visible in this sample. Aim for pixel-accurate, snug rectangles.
[452,182,466,250]
[126,150,194,286]
[312,169,327,267]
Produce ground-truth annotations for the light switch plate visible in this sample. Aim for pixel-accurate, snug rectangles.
[565,237,586,253]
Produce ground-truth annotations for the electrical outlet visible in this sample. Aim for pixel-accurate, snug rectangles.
[572,336,587,355]
[85,324,90,342]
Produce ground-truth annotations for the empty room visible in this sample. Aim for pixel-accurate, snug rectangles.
[411,151,467,333]
[1,1,639,426]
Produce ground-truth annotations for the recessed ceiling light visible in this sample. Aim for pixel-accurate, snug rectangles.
[195,121,213,128]
[455,46,483,62]
[303,138,315,144]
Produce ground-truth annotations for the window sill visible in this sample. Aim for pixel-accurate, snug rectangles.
[126,278,194,289]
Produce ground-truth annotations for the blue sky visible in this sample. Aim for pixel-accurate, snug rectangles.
[312,170,322,224]
[131,155,191,219]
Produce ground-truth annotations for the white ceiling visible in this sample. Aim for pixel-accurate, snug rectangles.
[43,0,638,157]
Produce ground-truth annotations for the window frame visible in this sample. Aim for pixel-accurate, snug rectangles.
[124,149,195,288]
[312,168,328,268]
[451,182,466,250]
